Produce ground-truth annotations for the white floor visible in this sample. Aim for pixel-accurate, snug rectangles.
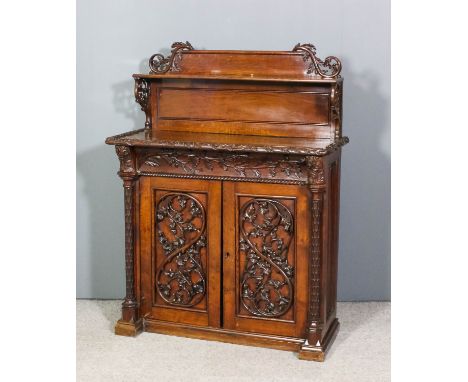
[77,300,390,382]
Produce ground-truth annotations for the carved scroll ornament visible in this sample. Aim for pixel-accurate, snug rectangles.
[292,43,342,79]
[149,41,194,74]
[134,79,149,111]
[240,198,295,318]
[155,193,207,307]
[134,79,151,131]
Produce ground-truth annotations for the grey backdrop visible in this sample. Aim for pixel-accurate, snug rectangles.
[77,0,390,301]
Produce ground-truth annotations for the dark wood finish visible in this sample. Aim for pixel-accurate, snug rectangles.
[106,43,347,361]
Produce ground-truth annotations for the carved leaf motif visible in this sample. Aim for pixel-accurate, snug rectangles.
[155,193,207,307]
[145,157,161,167]
[239,198,295,317]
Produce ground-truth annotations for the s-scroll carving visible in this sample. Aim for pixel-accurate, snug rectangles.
[292,43,342,79]
[239,198,295,318]
[149,41,194,74]
[155,193,207,307]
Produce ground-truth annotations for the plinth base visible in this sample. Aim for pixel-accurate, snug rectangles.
[115,319,143,337]
[298,319,340,361]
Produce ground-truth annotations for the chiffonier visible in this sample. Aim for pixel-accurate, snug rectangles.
[105,42,348,361]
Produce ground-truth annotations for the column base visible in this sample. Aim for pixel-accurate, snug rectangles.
[298,318,340,361]
[115,319,144,337]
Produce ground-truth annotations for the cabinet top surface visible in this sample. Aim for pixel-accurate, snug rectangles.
[105,129,349,156]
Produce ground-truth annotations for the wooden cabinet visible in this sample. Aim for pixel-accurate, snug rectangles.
[106,42,348,361]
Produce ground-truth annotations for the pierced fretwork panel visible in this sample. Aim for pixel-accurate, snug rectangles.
[154,192,208,309]
[238,197,296,319]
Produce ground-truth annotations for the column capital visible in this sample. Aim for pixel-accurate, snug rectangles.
[306,156,326,189]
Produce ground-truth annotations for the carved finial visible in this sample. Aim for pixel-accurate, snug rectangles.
[149,41,194,74]
[292,43,342,79]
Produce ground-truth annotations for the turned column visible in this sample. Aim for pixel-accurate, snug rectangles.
[114,145,143,336]
[299,155,327,360]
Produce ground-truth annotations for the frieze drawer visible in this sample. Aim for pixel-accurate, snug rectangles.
[136,148,309,184]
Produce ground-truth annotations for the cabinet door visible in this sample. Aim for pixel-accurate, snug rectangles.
[223,182,310,338]
[140,177,221,328]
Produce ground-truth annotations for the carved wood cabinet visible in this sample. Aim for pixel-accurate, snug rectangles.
[105,42,348,361]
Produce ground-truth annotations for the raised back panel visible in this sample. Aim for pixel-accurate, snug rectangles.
[153,79,332,138]
[135,43,342,140]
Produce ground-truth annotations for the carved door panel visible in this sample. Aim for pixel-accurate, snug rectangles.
[140,177,222,327]
[222,182,310,338]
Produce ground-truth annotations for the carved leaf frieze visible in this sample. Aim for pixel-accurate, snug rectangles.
[143,151,306,180]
